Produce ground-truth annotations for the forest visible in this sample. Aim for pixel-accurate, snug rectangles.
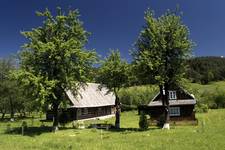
[186,56,225,84]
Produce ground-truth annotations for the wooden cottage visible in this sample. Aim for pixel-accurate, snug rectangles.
[47,83,115,121]
[138,87,196,122]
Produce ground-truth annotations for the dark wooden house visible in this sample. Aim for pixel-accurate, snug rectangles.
[47,83,115,121]
[138,87,196,122]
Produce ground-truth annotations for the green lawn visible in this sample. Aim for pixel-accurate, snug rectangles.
[0,109,225,150]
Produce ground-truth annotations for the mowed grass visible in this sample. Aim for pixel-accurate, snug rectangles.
[0,109,225,150]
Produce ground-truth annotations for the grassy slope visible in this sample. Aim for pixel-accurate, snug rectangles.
[0,109,225,150]
[187,81,225,94]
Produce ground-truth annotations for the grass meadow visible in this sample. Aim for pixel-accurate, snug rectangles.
[0,109,225,150]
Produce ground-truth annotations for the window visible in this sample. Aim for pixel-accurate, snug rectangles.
[169,91,177,100]
[169,107,180,116]
[98,107,102,115]
[98,108,102,112]
[81,108,88,115]
[77,109,81,116]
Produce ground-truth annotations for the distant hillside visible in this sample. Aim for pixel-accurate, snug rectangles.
[186,56,225,84]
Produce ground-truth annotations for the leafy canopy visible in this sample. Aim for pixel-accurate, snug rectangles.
[97,50,128,94]
[134,9,193,86]
[16,7,96,106]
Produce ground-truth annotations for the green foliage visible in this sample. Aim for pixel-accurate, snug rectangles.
[119,85,158,107]
[16,8,96,116]
[184,81,225,109]
[195,103,208,113]
[186,56,225,84]
[96,50,128,94]
[96,50,129,128]
[203,90,225,109]
[120,104,137,112]
[139,112,149,130]
[214,93,225,108]
[120,81,225,112]
[133,9,193,86]
[0,57,34,119]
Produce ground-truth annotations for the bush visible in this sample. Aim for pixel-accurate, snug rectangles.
[214,93,225,108]
[139,112,149,130]
[72,121,79,129]
[195,103,208,113]
[191,84,225,110]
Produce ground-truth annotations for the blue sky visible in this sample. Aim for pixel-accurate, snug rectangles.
[1,0,225,61]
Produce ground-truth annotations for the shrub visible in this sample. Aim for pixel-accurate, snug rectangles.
[214,93,225,108]
[195,86,225,109]
[72,121,79,129]
[195,103,208,113]
[139,112,149,130]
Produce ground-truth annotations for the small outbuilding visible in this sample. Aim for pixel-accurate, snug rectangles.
[138,87,196,122]
[47,83,115,121]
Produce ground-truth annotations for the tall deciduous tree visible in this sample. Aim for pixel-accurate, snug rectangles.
[133,9,193,129]
[17,8,96,130]
[96,50,128,128]
[0,57,24,120]
[0,58,14,119]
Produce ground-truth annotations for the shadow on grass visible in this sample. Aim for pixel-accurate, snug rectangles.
[0,117,29,122]
[88,122,161,133]
[98,127,161,133]
[4,126,75,137]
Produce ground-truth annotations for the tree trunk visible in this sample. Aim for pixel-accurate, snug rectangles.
[115,94,121,129]
[1,112,5,120]
[9,98,14,121]
[52,102,60,132]
[159,85,165,106]
[163,83,170,129]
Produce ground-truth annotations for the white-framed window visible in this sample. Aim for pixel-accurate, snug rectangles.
[169,107,180,116]
[169,91,177,100]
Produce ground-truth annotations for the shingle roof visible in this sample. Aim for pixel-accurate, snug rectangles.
[66,83,115,108]
[148,99,196,107]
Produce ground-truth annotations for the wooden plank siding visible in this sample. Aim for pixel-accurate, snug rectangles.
[46,106,115,121]
[76,106,114,120]
[138,105,196,121]
[153,88,194,102]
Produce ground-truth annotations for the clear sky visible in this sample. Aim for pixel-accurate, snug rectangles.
[1,0,225,61]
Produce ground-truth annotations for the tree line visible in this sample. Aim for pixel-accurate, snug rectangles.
[186,56,225,84]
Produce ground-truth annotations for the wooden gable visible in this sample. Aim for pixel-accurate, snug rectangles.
[152,87,195,102]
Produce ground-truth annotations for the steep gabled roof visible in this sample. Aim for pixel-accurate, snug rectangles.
[66,83,115,108]
[148,87,196,107]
